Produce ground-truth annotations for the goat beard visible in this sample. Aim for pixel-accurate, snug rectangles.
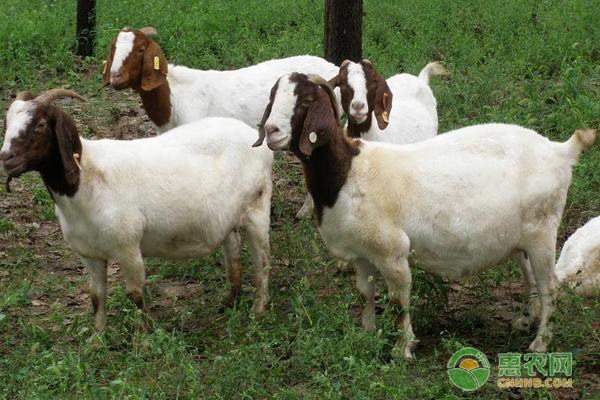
[5,176,12,193]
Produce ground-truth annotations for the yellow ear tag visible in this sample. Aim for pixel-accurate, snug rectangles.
[382,111,389,123]
[102,60,107,74]
[153,56,160,70]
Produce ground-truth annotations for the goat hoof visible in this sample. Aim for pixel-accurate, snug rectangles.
[93,314,107,333]
[251,300,268,317]
[391,344,415,360]
[392,338,417,360]
[361,315,376,333]
[223,287,241,309]
[528,337,547,353]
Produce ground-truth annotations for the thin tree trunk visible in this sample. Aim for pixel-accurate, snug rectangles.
[76,0,96,57]
[324,0,363,65]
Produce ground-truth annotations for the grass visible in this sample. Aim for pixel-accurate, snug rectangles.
[1,0,599,398]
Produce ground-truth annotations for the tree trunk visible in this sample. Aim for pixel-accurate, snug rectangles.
[324,0,363,65]
[76,0,96,57]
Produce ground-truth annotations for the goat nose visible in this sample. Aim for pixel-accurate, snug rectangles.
[265,124,279,135]
[351,101,366,111]
[1,152,14,162]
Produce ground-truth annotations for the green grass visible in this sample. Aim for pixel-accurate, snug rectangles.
[1,0,599,398]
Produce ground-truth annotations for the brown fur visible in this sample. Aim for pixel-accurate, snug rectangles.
[262,73,360,223]
[139,82,172,127]
[253,81,279,147]
[330,59,393,136]
[103,28,172,128]
[2,103,82,197]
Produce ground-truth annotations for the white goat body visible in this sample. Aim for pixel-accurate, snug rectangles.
[319,124,592,357]
[153,56,339,132]
[320,124,583,270]
[555,216,600,296]
[55,118,271,260]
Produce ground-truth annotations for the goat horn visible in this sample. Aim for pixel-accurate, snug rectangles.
[306,74,331,87]
[139,26,158,37]
[34,89,87,105]
[16,91,34,101]
[305,75,340,122]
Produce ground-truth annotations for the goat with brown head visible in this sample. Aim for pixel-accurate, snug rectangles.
[1,89,86,197]
[329,59,393,135]
[254,73,359,221]
[103,26,167,91]
[254,73,340,157]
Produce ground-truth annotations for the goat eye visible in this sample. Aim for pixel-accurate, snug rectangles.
[138,48,145,53]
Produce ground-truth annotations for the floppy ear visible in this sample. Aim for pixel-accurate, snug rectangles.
[102,39,116,88]
[253,100,273,147]
[299,87,337,156]
[141,39,168,91]
[51,108,82,186]
[373,77,393,130]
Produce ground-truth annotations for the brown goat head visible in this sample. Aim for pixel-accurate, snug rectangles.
[330,59,393,131]
[1,89,85,196]
[103,27,168,91]
[254,73,339,157]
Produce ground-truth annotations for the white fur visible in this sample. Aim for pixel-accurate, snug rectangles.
[54,118,272,260]
[0,100,34,156]
[264,77,296,148]
[110,31,135,77]
[265,79,592,357]
[347,62,368,121]
[4,104,274,330]
[326,125,587,357]
[555,216,600,296]
[155,56,339,133]
[328,125,588,357]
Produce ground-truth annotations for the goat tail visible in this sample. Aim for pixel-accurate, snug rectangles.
[564,128,596,159]
[417,61,449,85]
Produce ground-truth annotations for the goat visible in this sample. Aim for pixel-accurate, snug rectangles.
[254,73,596,359]
[331,59,447,142]
[1,89,273,332]
[555,216,600,297]
[295,59,448,219]
[102,27,340,133]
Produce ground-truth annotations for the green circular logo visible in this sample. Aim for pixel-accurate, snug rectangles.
[447,347,490,391]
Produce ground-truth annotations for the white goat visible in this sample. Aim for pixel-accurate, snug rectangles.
[103,27,340,133]
[555,216,600,296]
[255,73,596,359]
[296,59,448,218]
[1,90,273,332]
